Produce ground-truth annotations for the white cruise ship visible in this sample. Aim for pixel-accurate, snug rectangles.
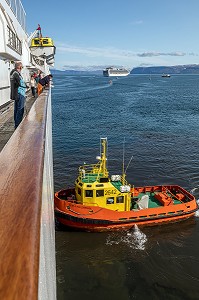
[103,67,130,77]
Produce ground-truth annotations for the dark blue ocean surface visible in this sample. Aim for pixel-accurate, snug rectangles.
[52,74,199,300]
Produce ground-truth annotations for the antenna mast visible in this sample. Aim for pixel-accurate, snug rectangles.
[100,137,108,176]
[122,138,125,184]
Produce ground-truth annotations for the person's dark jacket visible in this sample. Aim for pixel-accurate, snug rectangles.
[10,69,21,100]
[39,75,51,86]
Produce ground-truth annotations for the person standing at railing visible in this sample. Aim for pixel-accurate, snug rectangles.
[10,61,27,129]
[30,75,36,97]
[37,74,53,96]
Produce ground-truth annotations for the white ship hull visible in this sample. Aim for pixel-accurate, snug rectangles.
[0,1,56,299]
[0,0,32,107]
[0,0,53,108]
[104,72,130,77]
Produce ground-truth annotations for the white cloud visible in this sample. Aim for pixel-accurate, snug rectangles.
[188,52,198,56]
[56,44,137,59]
[54,42,199,70]
[137,51,186,57]
[56,42,196,59]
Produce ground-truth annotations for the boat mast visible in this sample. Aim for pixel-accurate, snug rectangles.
[100,138,108,176]
[122,138,133,185]
[122,138,125,185]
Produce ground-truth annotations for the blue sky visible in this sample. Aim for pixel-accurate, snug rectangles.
[22,0,199,70]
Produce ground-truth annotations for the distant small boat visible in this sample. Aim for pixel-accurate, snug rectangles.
[162,74,171,78]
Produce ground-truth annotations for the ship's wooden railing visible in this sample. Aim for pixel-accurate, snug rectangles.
[0,88,56,299]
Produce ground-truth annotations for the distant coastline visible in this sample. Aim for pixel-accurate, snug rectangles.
[50,69,102,75]
[131,64,199,75]
[51,64,199,75]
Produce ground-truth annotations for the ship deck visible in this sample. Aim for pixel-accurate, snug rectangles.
[132,191,182,210]
[0,90,37,151]
[0,87,56,299]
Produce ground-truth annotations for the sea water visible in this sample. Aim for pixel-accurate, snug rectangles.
[52,74,199,300]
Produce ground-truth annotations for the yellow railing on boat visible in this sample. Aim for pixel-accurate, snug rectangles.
[81,201,99,206]
[0,88,56,299]
[78,160,109,181]
[79,162,101,182]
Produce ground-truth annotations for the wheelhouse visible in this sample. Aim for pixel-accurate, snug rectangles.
[74,138,132,211]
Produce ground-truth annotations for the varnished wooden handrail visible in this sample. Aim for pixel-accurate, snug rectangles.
[0,89,51,299]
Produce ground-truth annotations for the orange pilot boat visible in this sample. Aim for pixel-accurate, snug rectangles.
[54,138,198,232]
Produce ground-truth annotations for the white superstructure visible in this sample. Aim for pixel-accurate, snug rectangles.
[103,67,130,77]
[0,0,53,108]
[0,1,56,299]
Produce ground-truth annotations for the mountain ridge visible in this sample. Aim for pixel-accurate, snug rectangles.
[50,64,199,75]
[130,64,199,74]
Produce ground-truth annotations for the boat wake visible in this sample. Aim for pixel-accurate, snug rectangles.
[132,225,148,250]
[189,187,199,217]
[106,225,147,251]
[190,186,199,194]
[194,199,199,217]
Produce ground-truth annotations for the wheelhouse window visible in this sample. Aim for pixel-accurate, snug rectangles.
[85,190,93,197]
[96,190,104,197]
[117,196,124,203]
[106,197,114,204]
[78,188,81,195]
[34,39,40,45]
[42,39,49,44]
[100,178,109,183]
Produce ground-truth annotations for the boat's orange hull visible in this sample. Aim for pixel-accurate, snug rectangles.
[54,185,198,232]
